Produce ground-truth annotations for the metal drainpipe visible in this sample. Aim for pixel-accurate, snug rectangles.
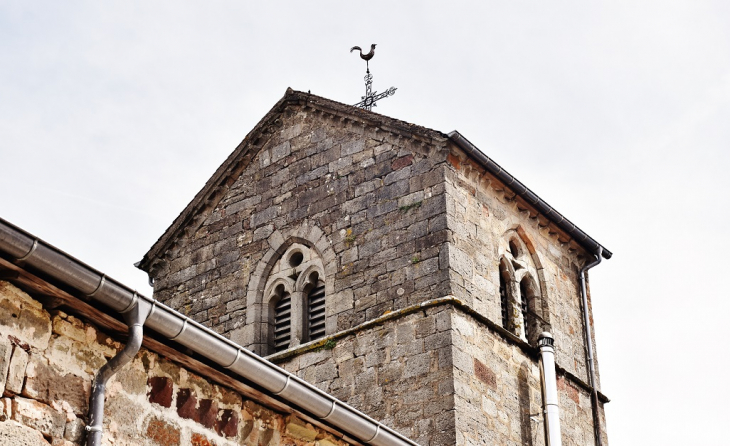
[85,297,151,446]
[579,247,603,446]
[538,332,562,446]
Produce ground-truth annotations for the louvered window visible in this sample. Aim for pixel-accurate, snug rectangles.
[273,294,292,352]
[520,278,535,341]
[307,284,326,341]
[520,280,529,324]
[500,272,509,329]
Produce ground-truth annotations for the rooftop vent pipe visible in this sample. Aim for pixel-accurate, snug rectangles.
[538,332,562,446]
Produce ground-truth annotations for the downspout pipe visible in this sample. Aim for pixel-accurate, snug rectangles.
[538,332,562,446]
[86,299,151,446]
[579,247,603,446]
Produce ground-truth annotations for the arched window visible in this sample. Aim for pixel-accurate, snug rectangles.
[498,231,549,343]
[263,243,326,354]
[519,276,538,343]
[306,273,326,342]
[499,258,516,332]
[499,270,509,329]
[272,285,292,352]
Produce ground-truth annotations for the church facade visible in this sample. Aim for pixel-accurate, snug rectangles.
[138,88,612,446]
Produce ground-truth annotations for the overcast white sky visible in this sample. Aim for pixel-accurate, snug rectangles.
[2,2,728,444]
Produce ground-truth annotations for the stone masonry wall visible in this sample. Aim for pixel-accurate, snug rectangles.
[442,146,602,384]
[450,308,607,446]
[0,281,354,446]
[272,303,455,446]
[141,97,608,445]
[150,105,452,355]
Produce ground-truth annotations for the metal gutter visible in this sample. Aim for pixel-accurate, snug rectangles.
[447,131,612,260]
[0,217,419,446]
[579,248,604,446]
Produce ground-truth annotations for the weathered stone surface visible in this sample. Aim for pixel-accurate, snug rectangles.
[0,284,354,446]
[7,93,607,445]
[276,308,454,443]
[12,396,65,439]
[51,315,87,344]
[147,106,451,361]
[217,408,238,438]
[6,346,29,394]
[23,355,90,415]
[147,376,173,407]
[1,397,11,421]
[285,415,318,441]
[0,282,51,350]
[176,388,198,421]
[0,420,51,445]
[145,417,180,446]
[190,432,214,446]
[0,337,12,395]
[63,418,85,442]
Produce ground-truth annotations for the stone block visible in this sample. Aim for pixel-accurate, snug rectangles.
[391,154,414,171]
[0,419,51,446]
[253,224,274,242]
[12,396,65,439]
[23,355,89,415]
[191,433,214,446]
[217,408,238,438]
[51,316,87,344]
[6,346,29,394]
[145,417,181,446]
[250,206,278,228]
[331,289,354,314]
[1,397,10,420]
[285,415,318,441]
[0,283,52,350]
[404,352,431,379]
[197,399,218,430]
[0,337,12,395]
[176,388,198,421]
[474,359,496,389]
[63,418,85,442]
[147,376,173,408]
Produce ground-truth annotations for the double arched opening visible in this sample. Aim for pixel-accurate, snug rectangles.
[264,243,326,354]
[498,230,550,344]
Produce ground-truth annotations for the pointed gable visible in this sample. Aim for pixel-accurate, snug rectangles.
[137,88,449,275]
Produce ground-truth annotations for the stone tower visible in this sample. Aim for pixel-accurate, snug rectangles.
[138,89,611,445]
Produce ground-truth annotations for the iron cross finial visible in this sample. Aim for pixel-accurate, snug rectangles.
[350,44,396,111]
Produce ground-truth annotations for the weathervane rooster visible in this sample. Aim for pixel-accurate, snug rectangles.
[350,44,376,71]
[350,44,396,111]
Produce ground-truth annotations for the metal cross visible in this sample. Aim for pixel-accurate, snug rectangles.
[351,44,397,111]
[354,69,397,111]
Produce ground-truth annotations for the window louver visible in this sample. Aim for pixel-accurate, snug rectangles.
[519,280,530,339]
[499,273,509,329]
[274,294,291,352]
[307,284,326,341]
